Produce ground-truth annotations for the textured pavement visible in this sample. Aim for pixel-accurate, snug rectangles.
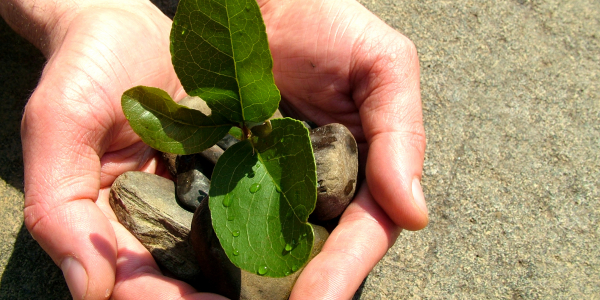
[1,0,599,299]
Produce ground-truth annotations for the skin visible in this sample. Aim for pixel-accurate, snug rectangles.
[1,0,427,299]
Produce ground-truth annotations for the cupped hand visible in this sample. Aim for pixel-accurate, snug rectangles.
[258,0,427,298]
[19,1,224,299]
[17,0,426,299]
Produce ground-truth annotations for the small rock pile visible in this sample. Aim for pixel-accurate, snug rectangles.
[110,105,359,299]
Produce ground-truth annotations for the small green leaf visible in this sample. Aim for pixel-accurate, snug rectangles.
[228,127,243,140]
[209,118,317,277]
[122,86,232,154]
[171,0,280,124]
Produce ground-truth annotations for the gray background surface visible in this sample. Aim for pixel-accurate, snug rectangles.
[1,0,598,298]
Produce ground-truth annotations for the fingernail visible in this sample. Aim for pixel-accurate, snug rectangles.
[412,177,428,216]
[61,257,88,300]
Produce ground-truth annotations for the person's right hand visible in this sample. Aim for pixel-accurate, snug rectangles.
[10,1,224,299]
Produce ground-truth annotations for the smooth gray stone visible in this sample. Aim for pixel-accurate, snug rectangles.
[217,134,240,150]
[176,169,210,212]
[199,144,224,165]
[310,123,359,221]
[190,199,329,300]
[109,171,201,286]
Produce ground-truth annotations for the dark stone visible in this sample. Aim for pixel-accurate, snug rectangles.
[162,152,178,178]
[199,145,224,165]
[177,153,214,178]
[109,171,202,287]
[310,124,359,221]
[190,199,329,300]
[217,134,240,150]
[176,169,210,212]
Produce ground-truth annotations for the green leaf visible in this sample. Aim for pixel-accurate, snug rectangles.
[228,126,243,140]
[209,118,317,277]
[171,0,280,124]
[122,86,232,154]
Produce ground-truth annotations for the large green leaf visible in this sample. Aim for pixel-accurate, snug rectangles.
[209,118,317,277]
[122,86,232,154]
[171,0,280,124]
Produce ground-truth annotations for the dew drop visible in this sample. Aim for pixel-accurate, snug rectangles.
[173,20,179,25]
[222,195,232,207]
[285,243,293,251]
[258,266,268,275]
[285,210,293,220]
[181,29,186,35]
[233,249,240,256]
[292,265,299,272]
[232,230,240,237]
[295,205,308,220]
[275,185,282,193]
[285,271,291,276]
[227,215,235,221]
[249,183,261,193]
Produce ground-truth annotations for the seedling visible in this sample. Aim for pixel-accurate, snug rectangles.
[121,0,317,277]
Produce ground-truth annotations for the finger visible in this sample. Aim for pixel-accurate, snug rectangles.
[352,20,428,230]
[107,207,227,300]
[290,183,401,299]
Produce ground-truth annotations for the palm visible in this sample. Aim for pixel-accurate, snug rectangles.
[53,8,181,178]
[261,0,374,142]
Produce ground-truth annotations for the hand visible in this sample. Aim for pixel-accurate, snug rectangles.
[258,0,427,298]
[7,1,224,299]
[6,0,426,299]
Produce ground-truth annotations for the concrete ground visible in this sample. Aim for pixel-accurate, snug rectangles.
[1,0,598,298]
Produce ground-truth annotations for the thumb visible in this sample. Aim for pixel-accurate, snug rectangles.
[21,67,118,299]
[353,22,428,230]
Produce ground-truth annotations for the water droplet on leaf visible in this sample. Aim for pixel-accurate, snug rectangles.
[295,205,308,220]
[292,265,299,272]
[233,249,240,256]
[285,243,293,251]
[222,195,232,207]
[232,230,240,237]
[275,186,282,193]
[285,210,293,221]
[258,266,268,275]
[227,215,234,221]
[250,183,261,193]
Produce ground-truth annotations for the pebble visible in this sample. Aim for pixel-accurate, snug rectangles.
[310,123,359,221]
[176,169,210,212]
[109,171,202,288]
